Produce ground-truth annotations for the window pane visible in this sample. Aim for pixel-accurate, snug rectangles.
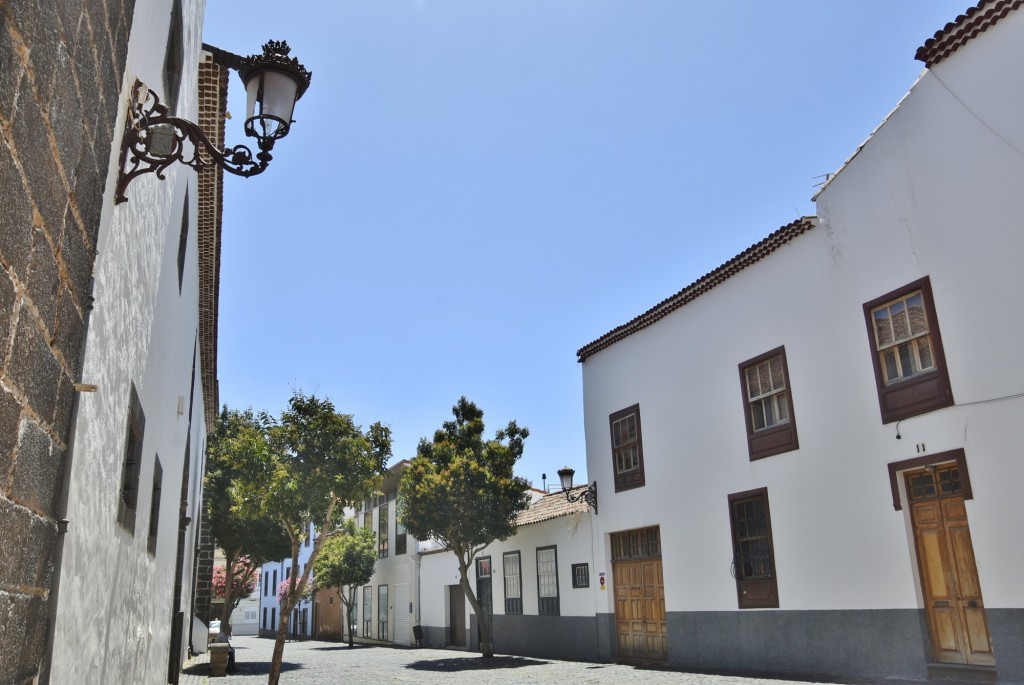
[769,356,785,391]
[874,309,893,347]
[538,548,557,598]
[917,335,934,370]
[882,349,899,383]
[746,366,760,399]
[906,293,928,335]
[504,553,521,599]
[776,393,789,422]
[758,363,772,398]
[891,301,910,342]
[763,397,776,426]
[898,341,918,377]
[751,402,766,431]
[625,415,636,442]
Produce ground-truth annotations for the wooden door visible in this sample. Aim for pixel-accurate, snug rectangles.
[613,559,667,660]
[448,585,466,647]
[911,496,994,666]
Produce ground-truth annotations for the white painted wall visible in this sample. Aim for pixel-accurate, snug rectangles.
[469,510,597,618]
[582,8,1024,616]
[50,0,209,682]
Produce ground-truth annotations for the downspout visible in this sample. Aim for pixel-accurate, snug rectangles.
[39,280,96,685]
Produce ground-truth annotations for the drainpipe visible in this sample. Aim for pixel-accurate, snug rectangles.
[38,281,96,685]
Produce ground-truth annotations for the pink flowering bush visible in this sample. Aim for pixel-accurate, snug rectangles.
[212,556,259,602]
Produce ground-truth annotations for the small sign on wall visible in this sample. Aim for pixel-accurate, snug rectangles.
[599,572,606,590]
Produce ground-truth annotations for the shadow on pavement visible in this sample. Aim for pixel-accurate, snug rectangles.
[180,661,304,676]
[311,644,375,651]
[407,656,550,672]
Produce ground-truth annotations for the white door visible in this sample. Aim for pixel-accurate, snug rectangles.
[393,584,410,645]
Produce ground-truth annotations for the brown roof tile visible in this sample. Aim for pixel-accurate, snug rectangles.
[576,217,817,362]
[517,487,590,526]
[915,0,1022,67]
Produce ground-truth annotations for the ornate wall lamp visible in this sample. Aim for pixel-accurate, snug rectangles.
[115,40,312,204]
[556,466,598,514]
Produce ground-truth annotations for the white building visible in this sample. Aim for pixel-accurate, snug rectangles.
[576,2,1024,682]
[258,521,319,639]
[42,2,220,683]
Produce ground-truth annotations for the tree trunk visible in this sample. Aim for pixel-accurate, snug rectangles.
[458,562,493,658]
[267,602,292,685]
[342,595,353,647]
[220,549,237,625]
[267,538,301,685]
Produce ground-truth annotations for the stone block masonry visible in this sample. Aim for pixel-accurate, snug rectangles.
[0,1,135,683]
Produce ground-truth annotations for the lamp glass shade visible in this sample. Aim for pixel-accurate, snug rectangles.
[244,69,299,139]
[557,468,575,491]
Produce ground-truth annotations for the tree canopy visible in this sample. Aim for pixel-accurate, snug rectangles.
[206,407,290,623]
[225,392,391,685]
[399,397,530,658]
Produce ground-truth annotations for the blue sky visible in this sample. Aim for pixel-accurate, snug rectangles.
[201,1,968,488]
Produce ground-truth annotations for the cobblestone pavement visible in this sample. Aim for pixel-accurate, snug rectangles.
[180,636,901,685]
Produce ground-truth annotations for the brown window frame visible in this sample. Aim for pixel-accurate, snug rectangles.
[886,449,973,511]
[728,487,779,609]
[738,346,799,461]
[146,456,163,556]
[117,384,146,533]
[863,276,953,424]
[609,404,645,492]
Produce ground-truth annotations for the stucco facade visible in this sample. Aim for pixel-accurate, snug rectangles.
[0,0,243,682]
[577,3,1024,682]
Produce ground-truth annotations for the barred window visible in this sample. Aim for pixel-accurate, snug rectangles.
[571,563,590,588]
[728,488,778,609]
[503,552,522,614]
[537,546,559,616]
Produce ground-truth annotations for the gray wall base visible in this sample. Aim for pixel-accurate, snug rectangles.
[417,625,449,650]
[988,609,1024,684]
[467,614,602,661]
[667,609,929,680]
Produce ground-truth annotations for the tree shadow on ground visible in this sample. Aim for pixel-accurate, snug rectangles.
[406,656,550,672]
[311,644,374,651]
[181,661,303,677]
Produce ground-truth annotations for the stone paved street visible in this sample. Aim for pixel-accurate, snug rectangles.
[180,636,908,685]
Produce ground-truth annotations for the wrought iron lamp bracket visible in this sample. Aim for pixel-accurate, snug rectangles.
[115,79,276,204]
[564,481,598,515]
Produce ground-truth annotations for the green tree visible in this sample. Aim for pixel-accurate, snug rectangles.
[312,518,377,647]
[206,407,291,625]
[228,392,391,685]
[399,397,530,658]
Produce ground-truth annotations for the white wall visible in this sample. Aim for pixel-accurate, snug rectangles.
[470,511,597,618]
[582,8,1024,616]
[50,0,209,682]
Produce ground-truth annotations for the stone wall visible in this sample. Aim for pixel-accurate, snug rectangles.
[0,1,134,683]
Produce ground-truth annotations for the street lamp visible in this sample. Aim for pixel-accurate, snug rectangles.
[556,466,598,515]
[115,39,312,203]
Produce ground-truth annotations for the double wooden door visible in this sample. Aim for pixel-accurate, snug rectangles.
[611,525,668,662]
[613,558,667,660]
[910,494,993,666]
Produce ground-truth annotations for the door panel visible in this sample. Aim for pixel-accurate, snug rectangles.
[613,559,667,660]
[910,494,994,667]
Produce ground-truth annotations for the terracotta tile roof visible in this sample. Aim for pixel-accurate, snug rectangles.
[577,217,818,362]
[516,487,590,526]
[915,0,1022,67]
